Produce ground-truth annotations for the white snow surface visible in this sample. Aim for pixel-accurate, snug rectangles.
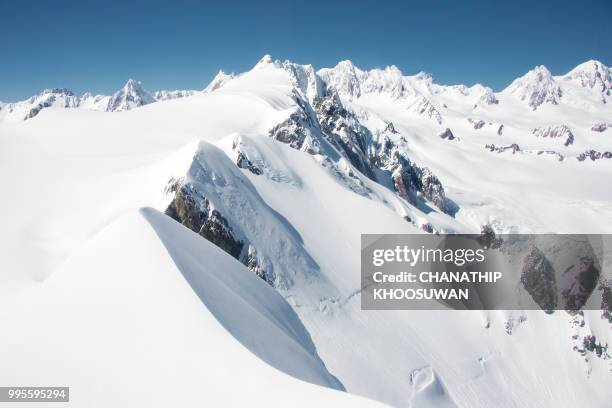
[0,207,381,407]
[1,56,611,407]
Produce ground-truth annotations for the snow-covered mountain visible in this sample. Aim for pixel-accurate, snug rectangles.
[153,89,199,100]
[106,79,156,111]
[0,79,201,122]
[1,55,611,407]
[0,88,81,121]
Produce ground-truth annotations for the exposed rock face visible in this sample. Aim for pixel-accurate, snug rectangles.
[166,184,244,259]
[267,84,454,216]
[384,122,398,134]
[580,335,609,359]
[153,89,198,100]
[477,225,503,249]
[388,152,451,214]
[536,150,564,161]
[591,122,608,132]
[235,152,263,175]
[24,88,79,119]
[163,142,327,291]
[570,312,611,365]
[468,118,485,129]
[439,128,456,140]
[165,182,278,288]
[245,245,275,286]
[408,96,443,124]
[504,313,527,335]
[576,150,612,161]
[532,125,574,146]
[486,143,521,154]
[26,100,53,119]
[600,281,612,323]
[268,94,322,154]
[477,86,499,105]
[521,246,557,311]
[312,92,376,180]
[560,256,600,311]
[166,184,244,258]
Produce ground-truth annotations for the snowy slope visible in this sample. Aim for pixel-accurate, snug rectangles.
[1,56,611,407]
[0,208,382,407]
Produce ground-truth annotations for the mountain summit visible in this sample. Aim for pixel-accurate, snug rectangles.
[106,79,156,112]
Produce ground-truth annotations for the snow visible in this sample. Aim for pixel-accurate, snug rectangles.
[0,81,200,122]
[153,89,199,100]
[0,208,379,407]
[1,55,611,407]
[502,65,562,109]
[106,79,156,111]
[203,70,236,92]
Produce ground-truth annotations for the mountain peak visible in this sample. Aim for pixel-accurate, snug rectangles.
[203,70,235,92]
[563,60,611,100]
[384,65,403,76]
[504,65,561,110]
[253,54,274,69]
[123,78,145,91]
[39,88,75,97]
[532,64,553,76]
[106,79,155,112]
[336,59,356,69]
[566,59,608,74]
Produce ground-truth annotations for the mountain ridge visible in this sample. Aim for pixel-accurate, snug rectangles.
[2,57,610,122]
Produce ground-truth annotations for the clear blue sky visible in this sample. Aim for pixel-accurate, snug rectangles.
[1,0,610,101]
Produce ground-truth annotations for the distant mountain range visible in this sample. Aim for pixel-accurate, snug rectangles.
[1,59,610,122]
[1,55,611,407]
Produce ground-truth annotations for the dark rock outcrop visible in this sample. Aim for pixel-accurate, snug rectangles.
[576,150,612,161]
[266,87,455,216]
[390,153,451,215]
[531,125,574,146]
[521,246,557,311]
[591,122,608,132]
[477,225,503,249]
[600,281,612,323]
[313,93,376,180]
[486,143,521,154]
[536,150,564,161]
[166,184,244,259]
[578,335,609,359]
[236,152,263,175]
[468,118,485,130]
[560,256,600,311]
[439,128,456,140]
[384,121,398,134]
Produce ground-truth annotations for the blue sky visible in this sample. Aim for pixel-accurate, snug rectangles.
[1,0,610,101]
